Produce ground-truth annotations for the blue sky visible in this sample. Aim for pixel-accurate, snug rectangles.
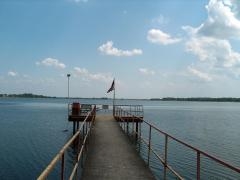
[1,0,240,98]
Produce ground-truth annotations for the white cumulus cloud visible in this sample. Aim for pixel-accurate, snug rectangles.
[182,0,240,39]
[195,0,240,39]
[188,66,213,82]
[186,36,240,68]
[74,67,112,83]
[139,68,155,75]
[8,71,17,77]
[147,29,181,45]
[183,0,240,77]
[36,58,66,69]
[98,41,142,57]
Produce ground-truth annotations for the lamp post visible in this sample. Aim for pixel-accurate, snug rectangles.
[67,74,71,99]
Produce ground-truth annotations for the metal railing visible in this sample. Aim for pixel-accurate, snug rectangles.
[38,105,96,180]
[115,106,240,180]
[115,105,144,118]
[68,103,96,115]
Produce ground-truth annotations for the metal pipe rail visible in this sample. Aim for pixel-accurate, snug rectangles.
[114,105,144,118]
[38,105,96,180]
[115,106,240,180]
[68,103,96,115]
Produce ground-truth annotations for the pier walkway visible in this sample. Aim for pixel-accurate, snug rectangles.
[38,104,240,180]
[82,115,155,180]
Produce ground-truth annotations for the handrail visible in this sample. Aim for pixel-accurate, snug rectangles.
[115,105,144,118]
[114,106,240,179]
[38,105,96,180]
[68,103,96,115]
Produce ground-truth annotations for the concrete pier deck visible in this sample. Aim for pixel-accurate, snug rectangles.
[82,115,155,180]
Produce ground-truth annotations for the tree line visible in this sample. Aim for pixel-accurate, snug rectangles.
[0,93,55,98]
[150,97,240,102]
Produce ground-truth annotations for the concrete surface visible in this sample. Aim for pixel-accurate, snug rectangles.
[82,115,155,180]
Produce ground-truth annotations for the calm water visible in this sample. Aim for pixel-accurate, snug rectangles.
[0,98,239,179]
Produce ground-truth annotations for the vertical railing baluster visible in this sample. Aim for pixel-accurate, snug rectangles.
[81,129,84,168]
[125,111,127,134]
[164,135,168,180]
[148,126,152,165]
[138,121,141,153]
[61,153,65,180]
[83,124,85,138]
[132,115,134,137]
[124,109,125,130]
[135,121,138,141]
[121,108,122,128]
[197,151,201,180]
[127,121,129,135]
[85,121,87,137]
[121,109,122,129]
[75,166,78,180]
[130,105,132,116]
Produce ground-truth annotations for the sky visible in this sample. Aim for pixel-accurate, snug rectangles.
[1,0,240,98]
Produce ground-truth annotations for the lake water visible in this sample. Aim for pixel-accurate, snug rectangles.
[0,98,239,179]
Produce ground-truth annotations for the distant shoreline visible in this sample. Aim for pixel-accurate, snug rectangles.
[0,93,56,98]
[1,94,240,102]
[150,97,240,102]
[0,93,108,100]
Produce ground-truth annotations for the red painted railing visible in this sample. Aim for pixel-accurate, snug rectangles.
[114,106,240,180]
[38,105,96,180]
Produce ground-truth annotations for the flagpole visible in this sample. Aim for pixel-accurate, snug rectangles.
[113,86,115,116]
[113,79,116,116]
[107,78,115,116]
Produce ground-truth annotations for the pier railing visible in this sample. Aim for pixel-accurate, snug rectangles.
[38,105,96,180]
[68,103,95,116]
[114,105,143,118]
[115,106,240,180]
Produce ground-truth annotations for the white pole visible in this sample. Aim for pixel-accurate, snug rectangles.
[67,74,71,115]
[67,74,71,100]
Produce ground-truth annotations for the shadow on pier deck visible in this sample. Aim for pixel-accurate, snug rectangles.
[82,115,155,180]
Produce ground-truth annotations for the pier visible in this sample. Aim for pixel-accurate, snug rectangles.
[38,103,240,180]
[82,115,154,180]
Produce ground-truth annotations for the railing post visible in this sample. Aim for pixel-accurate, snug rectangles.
[124,111,127,132]
[132,115,134,137]
[135,121,138,141]
[73,121,76,135]
[164,135,168,180]
[85,121,87,137]
[197,151,201,180]
[137,121,141,153]
[61,153,65,180]
[127,121,129,135]
[120,108,122,127]
[148,126,152,165]
[83,124,85,137]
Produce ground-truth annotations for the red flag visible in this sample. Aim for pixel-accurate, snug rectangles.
[107,80,115,93]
